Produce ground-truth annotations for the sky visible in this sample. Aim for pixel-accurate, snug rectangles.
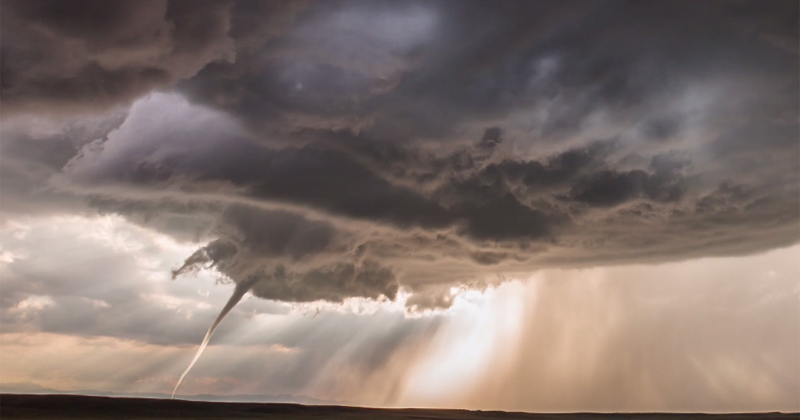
[0,0,798,413]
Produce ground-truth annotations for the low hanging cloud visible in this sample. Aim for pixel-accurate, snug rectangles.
[171,205,400,304]
[2,0,798,311]
[56,90,798,311]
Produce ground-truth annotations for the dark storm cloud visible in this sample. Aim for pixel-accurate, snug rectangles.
[0,0,242,115]
[2,0,798,307]
[175,0,797,142]
[567,160,686,207]
[175,0,591,139]
[171,204,401,303]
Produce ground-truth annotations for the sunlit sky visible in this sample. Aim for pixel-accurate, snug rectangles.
[1,0,798,413]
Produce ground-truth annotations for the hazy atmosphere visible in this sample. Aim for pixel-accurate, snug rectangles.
[1,0,798,413]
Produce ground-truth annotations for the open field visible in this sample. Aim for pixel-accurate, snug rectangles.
[1,394,796,420]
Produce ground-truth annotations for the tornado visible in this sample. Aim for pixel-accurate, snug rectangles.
[171,280,254,399]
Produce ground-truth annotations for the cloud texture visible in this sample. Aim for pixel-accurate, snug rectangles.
[1,0,798,309]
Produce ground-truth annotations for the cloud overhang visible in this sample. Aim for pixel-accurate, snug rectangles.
[1,0,797,310]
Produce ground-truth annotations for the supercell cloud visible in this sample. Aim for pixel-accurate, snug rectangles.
[2,0,798,309]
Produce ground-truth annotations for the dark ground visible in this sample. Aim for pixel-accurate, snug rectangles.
[1,394,796,420]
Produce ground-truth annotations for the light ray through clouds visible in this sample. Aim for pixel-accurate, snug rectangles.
[0,213,797,410]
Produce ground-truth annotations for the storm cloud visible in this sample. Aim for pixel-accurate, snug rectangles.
[1,0,798,309]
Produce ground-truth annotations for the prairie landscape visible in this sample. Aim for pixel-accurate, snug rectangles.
[2,395,797,420]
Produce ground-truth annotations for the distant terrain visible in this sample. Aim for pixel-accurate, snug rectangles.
[0,382,335,405]
[1,394,797,420]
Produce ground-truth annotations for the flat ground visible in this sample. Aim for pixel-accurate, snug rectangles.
[1,394,796,420]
